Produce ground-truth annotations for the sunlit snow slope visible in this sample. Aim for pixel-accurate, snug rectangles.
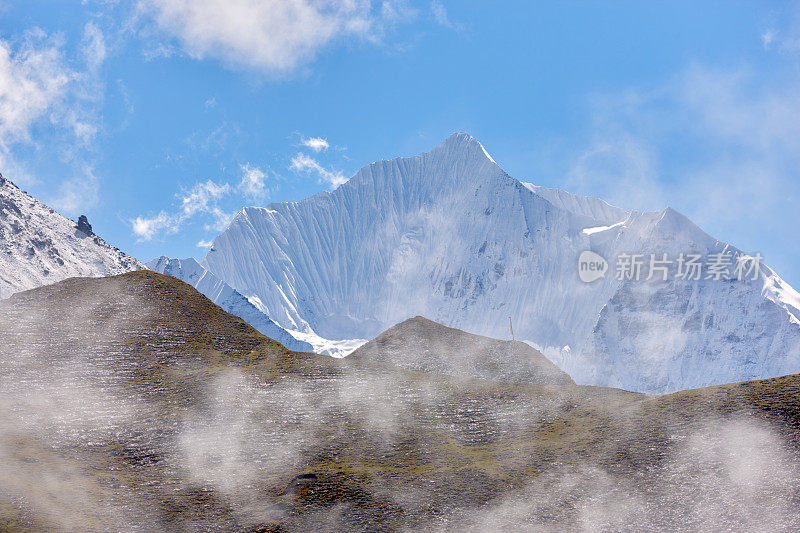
[0,174,143,299]
[201,133,800,393]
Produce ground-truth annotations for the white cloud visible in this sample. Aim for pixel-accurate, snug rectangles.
[81,22,106,74]
[131,179,232,241]
[381,0,418,22]
[290,152,348,188]
[676,66,800,153]
[180,179,230,216]
[0,31,73,145]
[139,0,379,73]
[301,136,329,152]
[566,134,665,212]
[204,206,235,232]
[238,163,270,199]
[759,6,800,54]
[131,211,175,241]
[0,26,107,214]
[131,146,349,241]
[761,29,776,49]
[197,239,213,248]
[430,0,461,30]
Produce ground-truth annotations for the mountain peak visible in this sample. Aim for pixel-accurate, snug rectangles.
[432,131,497,164]
[647,205,717,249]
[146,256,203,274]
[0,172,18,190]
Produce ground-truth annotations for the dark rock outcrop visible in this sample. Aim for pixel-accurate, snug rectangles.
[76,214,94,235]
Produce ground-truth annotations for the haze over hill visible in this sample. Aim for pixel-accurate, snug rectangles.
[2,271,800,531]
[201,133,800,393]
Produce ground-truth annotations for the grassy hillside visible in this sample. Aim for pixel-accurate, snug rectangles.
[1,271,799,531]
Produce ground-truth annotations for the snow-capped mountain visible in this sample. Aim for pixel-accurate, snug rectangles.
[201,133,800,393]
[0,174,144,299]
[146,256,313,352]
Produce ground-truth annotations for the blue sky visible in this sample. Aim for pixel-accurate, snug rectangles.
[1,1,799,286]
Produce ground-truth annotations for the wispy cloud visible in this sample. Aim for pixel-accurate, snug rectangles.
[180,179,230,216]
[290,152,348,188]
[565,132,665,212]
[430,1,462,31]
[0,24,107,213]
[759,5,800,53]
[382,0,419,22]
[237,163,271,199]
[81,22,106,74]
[131,179,232,241]
[761,29,776,49]
[51,165,101,214]
[131,136,345,241]
[131,210,174,241]
[301,136,329,152]
[565,62,800,278]
[0,30,73,146]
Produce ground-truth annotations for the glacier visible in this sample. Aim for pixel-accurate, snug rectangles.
[201,132,800,393]
[0,174,144,299]
[146,257,313,352]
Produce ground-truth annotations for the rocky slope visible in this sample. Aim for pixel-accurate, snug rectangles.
[0,173,143,299]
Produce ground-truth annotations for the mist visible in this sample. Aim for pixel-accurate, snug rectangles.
[2,273,800,531]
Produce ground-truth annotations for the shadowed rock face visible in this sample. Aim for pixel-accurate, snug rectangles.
[76,215,93,236]
[351,316,575,386]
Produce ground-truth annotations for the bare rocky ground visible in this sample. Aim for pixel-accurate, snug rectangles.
[1,271,800,532]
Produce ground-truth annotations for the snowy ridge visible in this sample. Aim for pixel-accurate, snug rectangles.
[146,256,313,352]
[522,183,627,226]
[0,174,143,299]
[201,133,800,393]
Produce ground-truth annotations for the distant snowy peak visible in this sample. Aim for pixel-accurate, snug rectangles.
[146,256,313,353]
[0,174,144,299]
[201,132,800,393]
[201,131,527,340]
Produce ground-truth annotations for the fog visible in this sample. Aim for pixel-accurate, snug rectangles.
[1,277,799,531]
[435,419,800,532]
